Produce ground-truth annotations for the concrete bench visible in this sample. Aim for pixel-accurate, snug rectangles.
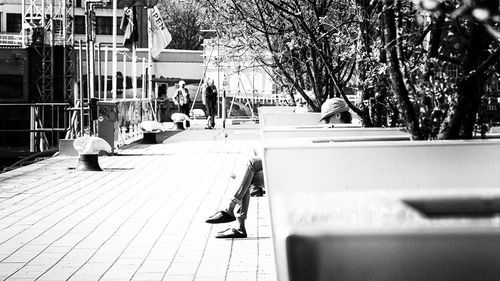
[257,106,296,127]
[261,126,408,140]
[257,106,296,117]
[262,139,500,281]
[259,112,322,129]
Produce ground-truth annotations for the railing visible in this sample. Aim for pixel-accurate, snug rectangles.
[0,34,25,46]
[0,103,72,152]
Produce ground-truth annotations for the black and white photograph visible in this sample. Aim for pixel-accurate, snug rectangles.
[1,0,500,280]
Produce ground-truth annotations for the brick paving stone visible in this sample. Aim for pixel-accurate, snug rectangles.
[0,262,26,279]
[4,264,47,280]
[130,272,165,281]
[161,275,195,281]
[136,259,169,273]
[226,271,257,281]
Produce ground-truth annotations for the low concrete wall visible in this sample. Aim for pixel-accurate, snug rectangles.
[260,112,322,128]
[261,126,407,140]
[262,139,500,281]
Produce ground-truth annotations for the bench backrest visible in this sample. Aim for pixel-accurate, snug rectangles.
[263,140,500,192]
[257,106,295,126]
[261,126,407,140]
[260,113,322,129]
[262,139,500,281]
[258,106,296,116]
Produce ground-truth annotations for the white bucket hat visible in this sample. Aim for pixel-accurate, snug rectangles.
[320,98,349,121]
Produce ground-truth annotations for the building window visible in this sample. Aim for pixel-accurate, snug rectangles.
[6,14,21,33]
[95,16,124,35]
[74,16,85,34]
[77,0,115,8]
[96,16,112,35]
[74,16,123,36]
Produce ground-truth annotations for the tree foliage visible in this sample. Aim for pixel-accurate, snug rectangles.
[198,0,500,139]
[157,0,210,50]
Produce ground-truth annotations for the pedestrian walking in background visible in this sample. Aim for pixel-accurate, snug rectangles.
[173,80,191,116]
[203,78,217,129]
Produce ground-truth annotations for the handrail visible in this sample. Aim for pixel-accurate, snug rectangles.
[1,103,72,152]
[0,103,71,106]
[0,34,24,46]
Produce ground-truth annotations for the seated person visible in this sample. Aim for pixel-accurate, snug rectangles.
[205,98,353,238]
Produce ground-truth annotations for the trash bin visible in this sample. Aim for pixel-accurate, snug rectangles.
[97,101,119,154]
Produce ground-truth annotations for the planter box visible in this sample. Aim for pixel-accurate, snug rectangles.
[262,139,500,281]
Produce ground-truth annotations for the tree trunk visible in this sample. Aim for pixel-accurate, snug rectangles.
[383,0,422,139]
[439,23,489,139]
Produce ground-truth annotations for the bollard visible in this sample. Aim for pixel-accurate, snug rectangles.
[142,132,158,144]
[73,135,112,171]
[174,121,185,130]
[171,113,191,130]
[139,121,163,144]
[76,154,103,171]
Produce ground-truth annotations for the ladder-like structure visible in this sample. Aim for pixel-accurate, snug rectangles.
[21,0,74,103]
[18,0,75,152]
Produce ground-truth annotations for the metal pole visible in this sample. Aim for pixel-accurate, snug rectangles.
[142,57,146,99]
[21,0,26,47]
[252,62,256,116]
[90,40,94,98]
[123,52,127,100]
[218,33,226,129]
[112,0,118,100]
[85,4,91,101]
[104,46,108,100]
[30,106,35,152]
[79,40,84,136]
[132,43,137,99]
[97,43,102,100]
[147,8,153,101]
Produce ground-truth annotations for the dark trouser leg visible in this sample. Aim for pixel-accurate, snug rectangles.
[231,157,262,220]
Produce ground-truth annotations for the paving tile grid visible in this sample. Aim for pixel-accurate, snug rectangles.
[0,132,276,281]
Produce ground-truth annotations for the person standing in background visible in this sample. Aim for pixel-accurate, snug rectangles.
[203,78,217,129]
[173,80,191,116]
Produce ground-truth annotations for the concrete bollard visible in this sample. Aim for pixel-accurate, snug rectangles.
[139,121,163,144]
[171,113,191,130]
[76,154,102,171]
[174,122,185,130]
[73,135,112,171]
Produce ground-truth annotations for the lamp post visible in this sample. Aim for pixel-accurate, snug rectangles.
[84,0,109,133]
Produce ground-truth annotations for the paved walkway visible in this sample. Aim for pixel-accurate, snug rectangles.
[0,122,276,281]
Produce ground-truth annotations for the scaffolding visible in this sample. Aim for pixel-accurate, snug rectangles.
[21,0,74,102]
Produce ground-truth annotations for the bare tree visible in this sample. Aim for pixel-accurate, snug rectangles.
[158,0,209,50]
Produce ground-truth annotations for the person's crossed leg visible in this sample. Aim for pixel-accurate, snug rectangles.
[206,157,263,238]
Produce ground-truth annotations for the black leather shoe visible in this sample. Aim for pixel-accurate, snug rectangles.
[205,211,236,224]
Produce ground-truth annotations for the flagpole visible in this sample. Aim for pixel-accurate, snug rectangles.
[148,8,153,101]
[112,0,117,100]
[132,43,137,99]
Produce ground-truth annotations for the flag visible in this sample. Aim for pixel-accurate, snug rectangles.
[120,6,138,50]
[117,0,158,8]
[148,6,172,60]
